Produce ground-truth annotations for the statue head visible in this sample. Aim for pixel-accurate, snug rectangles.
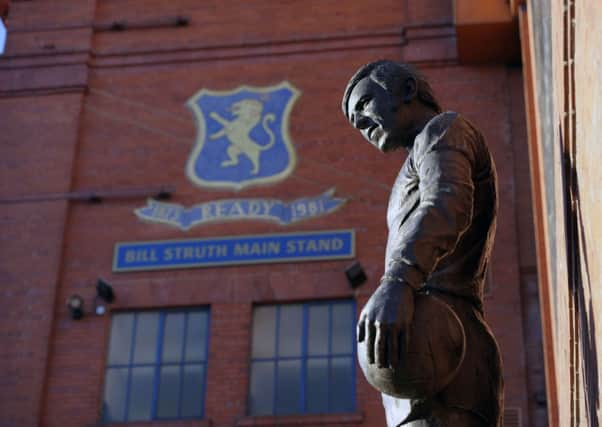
[342,60,442,152]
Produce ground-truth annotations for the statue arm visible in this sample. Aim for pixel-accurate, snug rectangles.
[385,129,476,289]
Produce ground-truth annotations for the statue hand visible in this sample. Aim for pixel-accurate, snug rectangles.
[357,277,415,369]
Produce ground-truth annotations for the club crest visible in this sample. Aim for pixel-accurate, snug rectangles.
[186,82,300,190]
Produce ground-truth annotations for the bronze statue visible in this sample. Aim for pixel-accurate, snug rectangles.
[342,60,503,426]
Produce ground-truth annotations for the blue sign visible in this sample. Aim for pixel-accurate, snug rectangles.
[186,82,299,190]
[113,230,355,272]
[135,189,346,231]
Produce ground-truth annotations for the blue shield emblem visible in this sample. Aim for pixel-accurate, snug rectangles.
[186,82,300,190]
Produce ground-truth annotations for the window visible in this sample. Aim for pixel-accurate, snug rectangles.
[248,300,356,416]
[102,308,210,423]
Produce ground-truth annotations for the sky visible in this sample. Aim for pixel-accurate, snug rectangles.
[0,20,5,55]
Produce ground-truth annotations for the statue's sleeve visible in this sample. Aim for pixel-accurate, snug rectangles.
[385,123,476,289]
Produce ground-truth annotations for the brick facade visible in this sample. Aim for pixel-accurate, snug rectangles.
[520,0,602,424]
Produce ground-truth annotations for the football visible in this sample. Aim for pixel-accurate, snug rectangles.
[357,293,466,399]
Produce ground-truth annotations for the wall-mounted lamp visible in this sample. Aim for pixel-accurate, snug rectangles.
[175,16,189,27]
[97,278,115,302]
[66,280,116,319]
[95,278,115,315]
[155,188,172,200]
[88,194,103,203]
[345,261,367,289]
[110,21,126,31]
[67,294,84,320]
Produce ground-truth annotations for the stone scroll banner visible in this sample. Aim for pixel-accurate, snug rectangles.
[134,188,346,231]
[113,229,355,272]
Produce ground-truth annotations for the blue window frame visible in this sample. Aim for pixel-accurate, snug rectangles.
[102,308,210,423]
[248,300,356,415]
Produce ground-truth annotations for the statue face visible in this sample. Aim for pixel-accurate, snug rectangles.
[347,76,406,152]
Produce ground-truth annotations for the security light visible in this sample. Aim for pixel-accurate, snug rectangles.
[94,278,115,316]
[345,261,367,288]
[96,278,115,303]
[67,295,84,320]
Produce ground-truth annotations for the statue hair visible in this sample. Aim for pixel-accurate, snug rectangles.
[342,60,442,119]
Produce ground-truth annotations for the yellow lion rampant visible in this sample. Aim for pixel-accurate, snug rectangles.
[209,99,276,175]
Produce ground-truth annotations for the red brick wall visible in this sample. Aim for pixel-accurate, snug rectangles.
[0,1,542,426]
[0,93,83,425]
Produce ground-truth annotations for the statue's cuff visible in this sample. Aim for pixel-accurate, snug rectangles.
[384,259,425,290]
[380,274,422,291]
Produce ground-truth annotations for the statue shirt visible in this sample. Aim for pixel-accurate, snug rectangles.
[385,111,498,310]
